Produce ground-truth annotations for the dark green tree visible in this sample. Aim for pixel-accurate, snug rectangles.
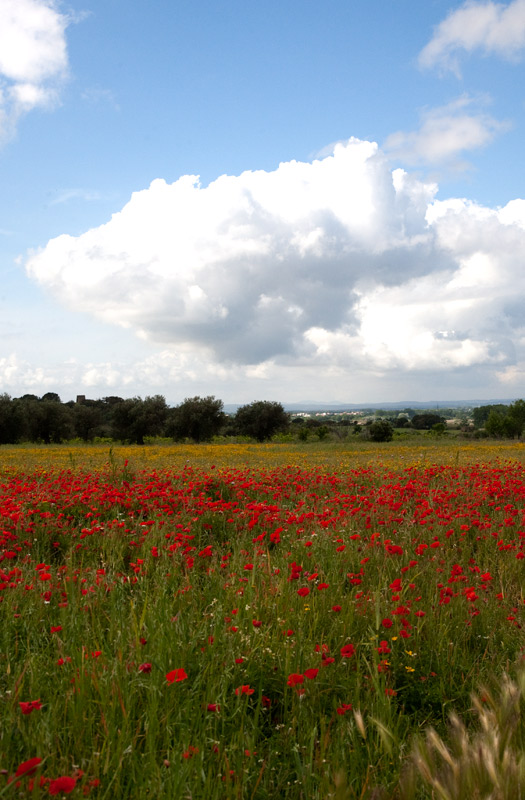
[369,419,394,442]
[316,425,330,441]
[72,401,104,441]
[102,396,125,407]
[306,418,322,430]
[507,399,525,437]
[12,395,39,441]
[234,401,289,442]
[167,396,225,442]
[472,404,509,429]
[484,400,525,439]
[18,396,73,444]
[0,393,24,444]
[485,409,507,438]
[40,399,74,443]
[411,413,445,430]
[111,396,168,444]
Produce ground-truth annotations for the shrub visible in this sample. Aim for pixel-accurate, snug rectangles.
[369,419,394,442]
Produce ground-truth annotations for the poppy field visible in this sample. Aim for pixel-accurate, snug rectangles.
[1,441,525,798]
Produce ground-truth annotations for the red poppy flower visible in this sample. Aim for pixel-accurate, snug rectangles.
[304,668,319,680]
[15,757,42,777]
[287,673,304,686]
[340,644,355,658]
[235,684,254,696]
[297,587,310,597]
[386,544,403,555]
[252,620,262,628]
[48,776,76,795]
[139,663,152,673]
[166,668,188,684]
[207,703,220,712]
[19,700,42,715]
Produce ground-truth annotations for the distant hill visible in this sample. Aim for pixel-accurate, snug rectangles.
[223,399,517,414]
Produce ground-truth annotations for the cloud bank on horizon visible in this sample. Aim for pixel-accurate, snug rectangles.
[25,137,525,393]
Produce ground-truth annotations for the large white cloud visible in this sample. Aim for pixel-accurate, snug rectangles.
[25,138,525,396]
[0,0,70,141]
[419,0,525,75]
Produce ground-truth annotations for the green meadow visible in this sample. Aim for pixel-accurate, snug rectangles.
[2,439,525,798]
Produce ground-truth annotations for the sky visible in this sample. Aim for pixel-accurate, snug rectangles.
[1,0,525,406]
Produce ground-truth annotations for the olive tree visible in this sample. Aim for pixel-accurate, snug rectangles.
[168,396,225,442]
[234,401,289,442]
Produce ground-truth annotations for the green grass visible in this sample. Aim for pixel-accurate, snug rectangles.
[1,444,525,797]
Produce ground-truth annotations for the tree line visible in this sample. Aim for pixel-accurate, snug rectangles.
[471,399,525,439]
[0,393,290,445]
[1,393,524,445]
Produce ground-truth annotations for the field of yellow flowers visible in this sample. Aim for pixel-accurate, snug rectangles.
[1,436,525,474]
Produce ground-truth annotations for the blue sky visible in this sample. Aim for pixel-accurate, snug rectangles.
[1,0,525,405]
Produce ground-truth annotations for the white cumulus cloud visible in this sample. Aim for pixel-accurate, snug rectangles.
[0,0,70,141]
[419,0,525,75]
[24,138,525,398]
